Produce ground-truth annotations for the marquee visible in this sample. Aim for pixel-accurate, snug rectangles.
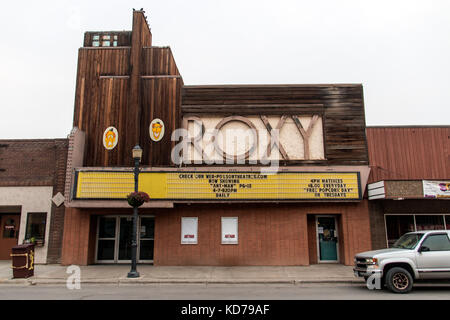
[74,171,362,201]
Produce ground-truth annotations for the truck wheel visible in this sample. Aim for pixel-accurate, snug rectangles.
[385,267,413,293]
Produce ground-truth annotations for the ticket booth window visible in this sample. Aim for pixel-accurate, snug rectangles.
[221,217,238,244]
[25,212,47,244]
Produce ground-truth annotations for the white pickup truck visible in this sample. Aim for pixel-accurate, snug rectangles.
[353,230,450,293]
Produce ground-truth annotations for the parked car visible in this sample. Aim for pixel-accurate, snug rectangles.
[353,230,450,293]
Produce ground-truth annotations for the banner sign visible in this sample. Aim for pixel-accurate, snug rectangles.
[423,180,450,198]
[74,171,362,201]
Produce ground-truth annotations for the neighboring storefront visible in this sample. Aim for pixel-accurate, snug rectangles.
[0,139,68,263]
[61,10,373,266]
[366,126,450,249]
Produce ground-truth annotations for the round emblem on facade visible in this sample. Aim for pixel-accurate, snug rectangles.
[103,126,118,150]
[149,118,164,142]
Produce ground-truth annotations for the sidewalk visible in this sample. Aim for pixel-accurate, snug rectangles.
[0,261,363,286]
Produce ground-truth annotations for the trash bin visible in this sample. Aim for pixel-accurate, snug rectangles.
[10,244,35,278]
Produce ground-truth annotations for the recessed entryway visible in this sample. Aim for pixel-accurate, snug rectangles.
[95,216,154,264]
[316,215,339,263]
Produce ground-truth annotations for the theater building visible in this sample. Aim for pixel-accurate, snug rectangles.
[366,126,450,249]
[0,139,68,264]
[61,10,373,266]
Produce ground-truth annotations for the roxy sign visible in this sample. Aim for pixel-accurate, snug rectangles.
[177,115,325,163]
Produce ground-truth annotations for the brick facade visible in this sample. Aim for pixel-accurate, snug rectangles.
[61,202,372,266]
[0,139,69,263]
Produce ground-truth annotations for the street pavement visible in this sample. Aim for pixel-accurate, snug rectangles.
[0,261,363,285]
[0,283,449,300]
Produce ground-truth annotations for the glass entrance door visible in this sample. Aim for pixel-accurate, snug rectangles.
[317,216,339,262]
[96,216,155,263]
[139,217,155,261]
[118,217,133,261]
[97,217,116,261]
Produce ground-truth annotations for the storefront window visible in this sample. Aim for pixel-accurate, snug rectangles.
[415,215,445,231]
[385,214,449,248]
[25,212,47,242]
[385,215,415,248]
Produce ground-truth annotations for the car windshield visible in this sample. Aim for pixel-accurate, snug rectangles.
[392,233,424,249]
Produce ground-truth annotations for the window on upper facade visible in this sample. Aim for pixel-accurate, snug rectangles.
[91,34,118,47]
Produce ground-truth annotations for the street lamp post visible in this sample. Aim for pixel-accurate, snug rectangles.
[128,145,143,278]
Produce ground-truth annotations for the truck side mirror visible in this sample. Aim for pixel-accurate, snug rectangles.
[419,246,430,253]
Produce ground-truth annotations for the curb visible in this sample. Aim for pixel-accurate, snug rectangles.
[0,278,364,286]
[0,278,31,285]
[295,279,364,284]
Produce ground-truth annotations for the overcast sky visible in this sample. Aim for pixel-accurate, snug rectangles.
[0,0,449,139]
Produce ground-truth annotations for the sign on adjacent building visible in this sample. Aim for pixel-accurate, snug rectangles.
[74,171,362,201]
[423,180,450,198]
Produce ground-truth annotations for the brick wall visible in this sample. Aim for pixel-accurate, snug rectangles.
[154,202,372,266]
[0,139,69,263]
[155,204,310,266]
[60,202,372,266]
